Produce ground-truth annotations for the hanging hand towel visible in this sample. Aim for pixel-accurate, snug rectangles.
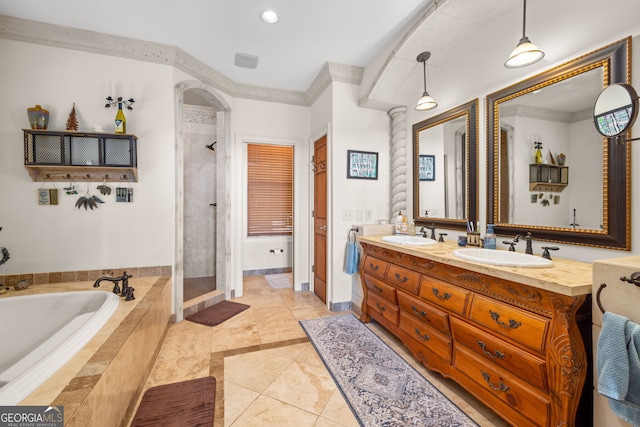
[345,241,359,275]
[597,311,640,426]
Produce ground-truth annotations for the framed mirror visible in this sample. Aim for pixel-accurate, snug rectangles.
[487,37,631,250]
[413,99,479,231]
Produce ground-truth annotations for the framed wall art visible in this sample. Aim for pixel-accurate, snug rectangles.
[347,150,378,180]
[419,154,435,181]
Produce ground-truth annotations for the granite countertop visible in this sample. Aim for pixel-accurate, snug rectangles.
[358,235,592,297]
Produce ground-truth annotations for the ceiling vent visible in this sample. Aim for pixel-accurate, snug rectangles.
[235,53,259,69]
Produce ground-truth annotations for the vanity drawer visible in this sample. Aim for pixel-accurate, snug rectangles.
[450,317,547,391]
[454,345,550,427]
[364,274,397,304]
[418,276,471,316]
[363,256,389,280]
[367,292,399,326]
[399,312,451,363]
[387,264,421,294]
[397,291,449,335]
[469,295,549,353]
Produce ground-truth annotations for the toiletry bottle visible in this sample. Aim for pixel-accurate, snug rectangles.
[395,211,403,234]
[401,213,408,234]
[115,102,126,134]
[485,224,497,249]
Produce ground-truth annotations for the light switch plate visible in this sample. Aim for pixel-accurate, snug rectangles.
[342,209,353,221]
[355,210,363,221]
[364,209,373,220]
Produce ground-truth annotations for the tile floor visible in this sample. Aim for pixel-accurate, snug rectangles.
[138,275,509,427]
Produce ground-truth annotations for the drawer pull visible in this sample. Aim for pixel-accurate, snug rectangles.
[375,302,386,313]
[414,328,431,341]
[411,305,428,318]
[395,273,409,283]
[432,288,452,300]
[481,371,510,392]
[476,339,506,359]
[373,284,384,293]
[489,310,521,329]
[369,263,380,271]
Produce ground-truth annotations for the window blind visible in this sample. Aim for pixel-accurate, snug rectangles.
[247,144,294,236]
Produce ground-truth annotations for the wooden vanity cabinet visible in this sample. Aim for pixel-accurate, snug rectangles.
[359,242,589,427]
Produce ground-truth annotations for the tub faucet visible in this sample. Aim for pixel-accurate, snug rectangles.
[93,271,134,299]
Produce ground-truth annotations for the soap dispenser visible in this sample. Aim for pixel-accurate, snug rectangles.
[395,211,404,234]
[485,224,497,249]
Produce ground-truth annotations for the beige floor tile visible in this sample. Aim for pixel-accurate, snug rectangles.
[210,313,263,352]
[290,306,336,320]
[313,416,351,427]
[262,360,336,415]
[144,355,211,389]
[264,342,310,360]
[230,394,318,427]
[225,350,294,393]
[257,320,307,343]
[224,381,260,427]
[318,390,360,427]
[295,344,326,368]
[156,325,212,362]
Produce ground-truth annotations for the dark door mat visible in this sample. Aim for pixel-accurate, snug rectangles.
[131,376,216,427]
[186,300,250,326]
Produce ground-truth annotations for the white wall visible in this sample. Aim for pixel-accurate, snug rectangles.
[329,82,390,306]
[233,97,310,292]
[0,39,176,274]
[400,0,640,262]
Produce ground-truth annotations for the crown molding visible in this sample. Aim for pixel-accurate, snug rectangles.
[0,14,363,107]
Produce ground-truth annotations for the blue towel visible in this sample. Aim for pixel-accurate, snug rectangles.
[597,311,640,426]
[345,241,359,275]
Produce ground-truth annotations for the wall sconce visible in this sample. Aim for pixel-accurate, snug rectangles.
[505,0,545,68]
[415,51,438,111]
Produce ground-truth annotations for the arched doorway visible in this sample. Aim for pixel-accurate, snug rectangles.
[174,81,231,322]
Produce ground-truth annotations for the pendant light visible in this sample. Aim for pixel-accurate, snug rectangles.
[505,0,545,68]
[415,51,437,111]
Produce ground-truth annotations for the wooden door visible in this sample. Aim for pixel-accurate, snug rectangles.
[313,136,327,303]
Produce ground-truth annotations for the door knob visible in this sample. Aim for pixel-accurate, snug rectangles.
[319,225,327,231]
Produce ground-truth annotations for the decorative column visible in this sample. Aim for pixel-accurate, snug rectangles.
[389,106,408,219]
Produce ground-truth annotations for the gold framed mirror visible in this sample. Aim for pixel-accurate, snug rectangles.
[413,99,479,231]
[487,37,631,249]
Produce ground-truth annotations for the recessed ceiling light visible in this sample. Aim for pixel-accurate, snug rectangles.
[261,10,278,24]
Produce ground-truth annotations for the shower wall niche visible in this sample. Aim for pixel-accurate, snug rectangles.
[183,104,217,281]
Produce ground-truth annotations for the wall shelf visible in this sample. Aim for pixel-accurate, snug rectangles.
[23,129,137,182]
[529,163,568,192]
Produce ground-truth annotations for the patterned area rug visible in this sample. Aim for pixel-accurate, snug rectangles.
[265,273,292,289]
[300,314,478,427]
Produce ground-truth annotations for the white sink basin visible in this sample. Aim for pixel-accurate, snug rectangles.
[453,248,553,268]
[381,235,437,246]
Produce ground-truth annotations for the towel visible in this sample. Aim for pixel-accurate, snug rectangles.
[597,311,640,426]
[345,241,359,275]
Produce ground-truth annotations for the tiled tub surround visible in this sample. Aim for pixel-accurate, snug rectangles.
[0,265,171,289]
[357,236,593,427]
[0,276,172,427]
